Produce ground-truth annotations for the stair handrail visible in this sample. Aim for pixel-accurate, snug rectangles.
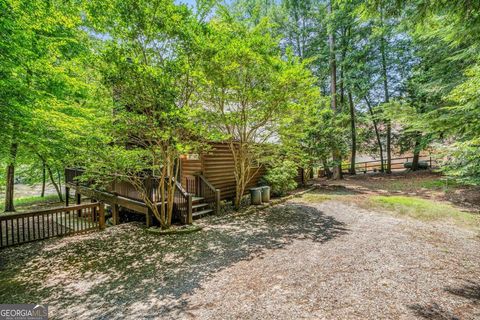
[194,174,216,193]
[194,174,221,214]
[151,175,192,224]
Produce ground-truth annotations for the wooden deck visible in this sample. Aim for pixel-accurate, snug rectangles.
[65,183,157,215]
[64,168,197,226]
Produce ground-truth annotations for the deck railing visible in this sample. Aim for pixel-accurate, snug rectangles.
[65,168,195,224]
[0,203,105,249]
[195,174,221,214]
[185,176,197,194]
[173,180,193,224]
[66,168,145,202]
[149,176,193,224]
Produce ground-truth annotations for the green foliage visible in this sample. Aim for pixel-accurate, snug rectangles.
[81,0,209,227]
[402,2,480,184]
[263,160,298,196]
[1,0,479,217]
[197,14,318,207]
[370,195,479,229]
[0,0,102,208]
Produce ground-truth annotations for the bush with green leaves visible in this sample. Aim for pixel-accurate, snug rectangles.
[263,161,298,196]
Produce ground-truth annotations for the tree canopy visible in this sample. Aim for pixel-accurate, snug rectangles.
[1,0,479,216]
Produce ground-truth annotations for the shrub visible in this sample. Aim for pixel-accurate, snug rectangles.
[263,160,298,196]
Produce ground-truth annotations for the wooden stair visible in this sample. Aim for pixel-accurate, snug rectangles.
[191,196,214,219]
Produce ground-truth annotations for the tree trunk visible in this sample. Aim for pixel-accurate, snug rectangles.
[322,158,332,178]
[293,7,303,58]
[46,164,63,202]
[328,0,342,180]
[232,142,248,210]
[339,28,348,112]
[364,95,384,172]
[348,91,356,174]
[41,160,46,197]
[411,133,421,171]
[56,168,62,195]
[4,142,18,212]
[380,13,391,174]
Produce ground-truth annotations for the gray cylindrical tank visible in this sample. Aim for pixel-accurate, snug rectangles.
[261,186,270,203]
[249,187,263,205]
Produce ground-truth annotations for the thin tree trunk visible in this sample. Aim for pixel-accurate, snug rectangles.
[380,12,391,174]
[57,168,62,196]
[339,28,347,112]
[322,158,332,178]
[293,7,303,58]
[46,164,63,202]
[411,133,421,171]
[41,160,46,197]
[328,0,342,180]
[364,95,384,172]
[348,91,356,174]
[4,142,18,212]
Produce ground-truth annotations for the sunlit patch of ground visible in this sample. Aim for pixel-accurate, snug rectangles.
[368,195,480,229]
[308,171,480,231]
[0,173,479,319]
[315,170,480,210]
[0,203,347,319]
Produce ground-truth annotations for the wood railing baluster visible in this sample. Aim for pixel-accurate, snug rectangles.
[11,219,14,244]
[5,221,9,246]
[16,217,19,244]
[0,203,107,249]
[22,217,25,242]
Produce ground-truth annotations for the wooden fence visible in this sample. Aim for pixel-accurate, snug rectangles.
[0,203,105,249]
[342,155,436,174]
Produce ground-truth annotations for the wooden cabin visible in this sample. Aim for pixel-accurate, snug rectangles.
[180,142,266,201]
[65,142,303,226]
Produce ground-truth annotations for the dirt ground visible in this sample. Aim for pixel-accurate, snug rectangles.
[0,183,57,201]
[318,170,480,211]
[0,180,479,319]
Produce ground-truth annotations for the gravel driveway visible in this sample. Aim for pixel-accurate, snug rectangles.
[0,192,479,319]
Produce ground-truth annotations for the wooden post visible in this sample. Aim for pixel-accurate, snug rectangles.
[112,203,119,225]
[195,175,201,197]
[76,191,81,216]
[146,208,152,228]
[186,194,193,224]
[429,156,432,168]
[91,198,97,219]
[65,187,70,206]
[215,189,221,214]
[98,202,106,230]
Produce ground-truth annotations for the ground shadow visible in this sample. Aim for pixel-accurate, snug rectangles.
[311,185,365,196]
[408,303,460,320]
[445,280,480,302]
[0,202,348,319]
[408,280,480,320]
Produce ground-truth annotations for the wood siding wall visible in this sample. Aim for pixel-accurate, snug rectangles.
[181,143,266,201]
[180,158,201,187]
